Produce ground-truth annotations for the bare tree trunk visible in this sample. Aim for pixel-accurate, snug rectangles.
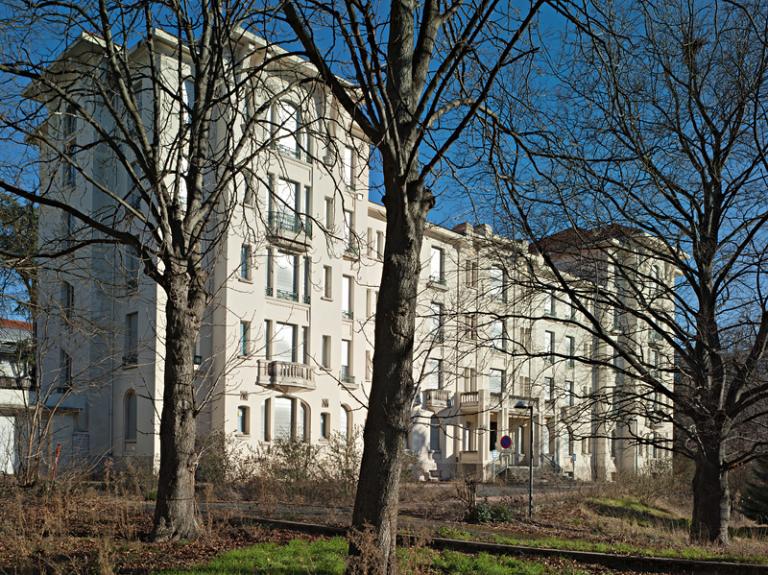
[347,173,431,575]
[691,451,731,545]
[152,274,201,541]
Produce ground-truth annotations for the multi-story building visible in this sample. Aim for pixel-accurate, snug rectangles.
[30,31,674,482]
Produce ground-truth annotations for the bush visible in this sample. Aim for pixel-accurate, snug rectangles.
[465,499,516,524]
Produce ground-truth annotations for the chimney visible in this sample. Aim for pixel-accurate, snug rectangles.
[452,222,473,235]
[475,223,493,237]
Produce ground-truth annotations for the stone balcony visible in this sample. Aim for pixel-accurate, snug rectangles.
[423,388,451,411]
[458,391,481,413]
[266,211,312,251]
[256,360,315,393]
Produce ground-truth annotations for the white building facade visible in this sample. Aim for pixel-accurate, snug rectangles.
[31,31,674,483]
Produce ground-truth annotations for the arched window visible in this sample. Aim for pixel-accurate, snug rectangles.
[274,397,292,440]
[124,390,137,442]
[429,416,440,452]
[237,406,250,435]
[340,404,352,440]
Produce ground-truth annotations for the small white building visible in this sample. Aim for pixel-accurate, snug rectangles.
[0,319,32,475]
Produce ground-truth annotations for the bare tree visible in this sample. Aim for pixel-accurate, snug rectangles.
[486,0,768,544]
[0,0,322,540]
[279,1,545,571]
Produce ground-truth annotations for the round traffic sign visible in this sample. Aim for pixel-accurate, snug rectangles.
[499,435,512,449]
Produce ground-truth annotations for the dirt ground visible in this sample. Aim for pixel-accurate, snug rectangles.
[0,476,764,574]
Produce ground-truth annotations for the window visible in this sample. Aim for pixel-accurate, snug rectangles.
[545,330,555,363]
[237,406,250,435]
[274,251,298,301]
[64,142,77,186]
[545,376,555,401]
[342,275,354,319]
[323,266,333,299]
[125,248,140,290]
[303,257,311,304]
[261,399,271,441]
[489,369,504,394]
[274,397,292,440]
[239,321,251,356]
[465,260,478,287]
[430,416,440,452]
[340,405,351,440]
[342,145,354,188]
[243,177,255,206]
[651,264,662,297]
[341,339,352,382]
[298,402,308,441]
[59,349,72,390]
[273,322,297,362]
[273,100,301,156]
[343,210,355,251]
[566,380,575,406]
[63,103,77,138]
[272,177,298,213]
[465,314,478,340]
[570,301,577,320]
[489,266,505,301]
[321,335,331,369]
[124,390,137,442]
[566,336,575,367]
[519,376,531,397]
[430,302,444,342]
[321,412,331,439]
[240,244,252,280]
[463,368,477,392]
[194,336,202,365]
[263,320,272,358]
[424,359,443,390]
[430,246,445,284]
[325,197,334,229]
[376,231,384,259]
[366,228,374,256]
[519,326,532,350]
[124,312,138,365]
[62,281,74,326]
[365,350,373,380]
[490,319,505,351]
[546,292,556,316]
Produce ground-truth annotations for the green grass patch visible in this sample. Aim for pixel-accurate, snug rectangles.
[488,533,768,564]
[155,537,590,574]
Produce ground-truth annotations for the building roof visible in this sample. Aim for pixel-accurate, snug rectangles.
[531,224,644,254]
[0,319,32,331]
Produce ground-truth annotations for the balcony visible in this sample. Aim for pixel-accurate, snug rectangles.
[266,211,312,250]
[0,375,31,390]
[343,242,360,260]
[428,274,447,290]
[340,366,358,390]
[458,391,481,413]
[423,389,451,411]
[256,360,315,393]
[265,286,299,303]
